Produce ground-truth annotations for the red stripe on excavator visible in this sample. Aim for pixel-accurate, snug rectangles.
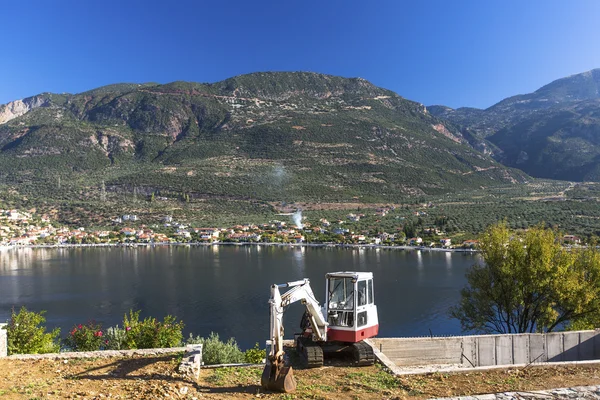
[327,324,379,343]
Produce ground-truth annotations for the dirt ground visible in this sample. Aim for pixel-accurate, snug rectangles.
[270,202,403,212]
[1,355,600,399]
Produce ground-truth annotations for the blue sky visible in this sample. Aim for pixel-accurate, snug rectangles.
[1,0,599,108]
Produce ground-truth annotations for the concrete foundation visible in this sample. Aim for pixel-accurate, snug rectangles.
[370,329,600,368]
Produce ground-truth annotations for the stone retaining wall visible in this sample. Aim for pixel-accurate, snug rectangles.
[2,346,186,359]
[370,330,600,367]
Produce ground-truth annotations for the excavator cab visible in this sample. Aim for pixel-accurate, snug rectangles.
[325,272,379,343]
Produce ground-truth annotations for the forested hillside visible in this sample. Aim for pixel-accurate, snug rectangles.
[0,72,527,207]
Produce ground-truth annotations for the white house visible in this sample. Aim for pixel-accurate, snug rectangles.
[440,238,452,247]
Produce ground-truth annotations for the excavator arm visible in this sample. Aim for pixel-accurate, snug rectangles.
[262,278,328,393]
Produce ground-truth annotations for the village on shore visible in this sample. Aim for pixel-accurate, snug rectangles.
[0,208,584,251]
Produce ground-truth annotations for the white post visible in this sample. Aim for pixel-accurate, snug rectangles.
[0,323,7,357]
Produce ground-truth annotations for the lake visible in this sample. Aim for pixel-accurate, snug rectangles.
[0,246,479,349]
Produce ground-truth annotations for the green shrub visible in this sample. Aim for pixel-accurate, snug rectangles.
[244,342,266,364]
[104,325,127,350]
[5,307,60,355]
[123,310,184,349]
[186,332,244,365]
[64,321,104,351]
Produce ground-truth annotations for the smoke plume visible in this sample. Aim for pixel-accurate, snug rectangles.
[292,210,303,229]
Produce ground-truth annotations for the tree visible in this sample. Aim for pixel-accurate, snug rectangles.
[395,231,407,244]
[558,244,600,330]
[450,222,600,334]
[403,223,415,239]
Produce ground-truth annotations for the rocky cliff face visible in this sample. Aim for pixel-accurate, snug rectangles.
[0,95,49,124]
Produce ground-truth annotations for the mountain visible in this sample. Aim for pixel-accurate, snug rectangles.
[0,72,527,207]
[429,69,600,180]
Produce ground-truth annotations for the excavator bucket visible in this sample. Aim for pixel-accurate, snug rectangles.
[261,361,297,393]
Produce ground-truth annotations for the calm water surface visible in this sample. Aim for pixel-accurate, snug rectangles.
[0,246,479,349]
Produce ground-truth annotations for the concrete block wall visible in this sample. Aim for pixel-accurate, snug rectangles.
[178,344,202,379]
[370,329,600,368]
[0,323,7,357]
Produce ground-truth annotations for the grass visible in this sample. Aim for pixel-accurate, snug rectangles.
[201,364,414,399]
[297,382,335,392]
[205,366,263,386]
[201,361,406,399]
[344,365,402,392]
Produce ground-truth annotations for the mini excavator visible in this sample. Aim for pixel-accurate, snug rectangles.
[261,271,379,392]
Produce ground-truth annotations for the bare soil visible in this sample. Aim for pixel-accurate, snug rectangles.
[270,202,403,212]
[1,355,600,399]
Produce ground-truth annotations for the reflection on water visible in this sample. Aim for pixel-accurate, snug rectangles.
[292,247,306,273]
[0,246,479,348]
[445,251,452,269]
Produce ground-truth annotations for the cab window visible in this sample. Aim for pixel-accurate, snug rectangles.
[328,277,354,310]
[357,280,367,306]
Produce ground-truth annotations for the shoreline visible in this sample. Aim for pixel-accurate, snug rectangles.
[0,242,480,253]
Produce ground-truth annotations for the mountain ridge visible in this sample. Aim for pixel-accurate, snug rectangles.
[0,71,527,206]
[428,68,600,181]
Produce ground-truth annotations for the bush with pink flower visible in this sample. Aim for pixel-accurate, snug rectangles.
[6,308,185,353]
[65,321,105,351]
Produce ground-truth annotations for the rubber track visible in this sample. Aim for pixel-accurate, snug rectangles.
[297,338,324,368]
[352,341,375,366]
[304,344,324,368]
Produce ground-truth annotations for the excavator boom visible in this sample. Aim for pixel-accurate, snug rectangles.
[261,279,328,393]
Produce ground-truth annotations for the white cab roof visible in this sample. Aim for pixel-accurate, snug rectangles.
[326,271,373,280]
